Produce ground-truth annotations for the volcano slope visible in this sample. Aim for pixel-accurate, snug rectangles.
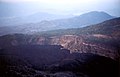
[0,45,119,77]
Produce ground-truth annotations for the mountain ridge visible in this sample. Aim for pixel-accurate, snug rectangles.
[0,17,120,60]
[0,11,115,35]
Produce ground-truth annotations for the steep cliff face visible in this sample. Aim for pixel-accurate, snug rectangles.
[50,35,119,59]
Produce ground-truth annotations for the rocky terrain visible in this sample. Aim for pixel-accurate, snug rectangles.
[0,45,119,77]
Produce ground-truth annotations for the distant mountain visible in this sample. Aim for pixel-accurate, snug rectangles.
[0,12,73,26]
[52,11,115,28]
[0,11,115,35]
[41,17,120,36]
[24,12,73,22]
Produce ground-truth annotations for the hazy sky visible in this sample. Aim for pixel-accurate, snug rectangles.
[0,0,120,17]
